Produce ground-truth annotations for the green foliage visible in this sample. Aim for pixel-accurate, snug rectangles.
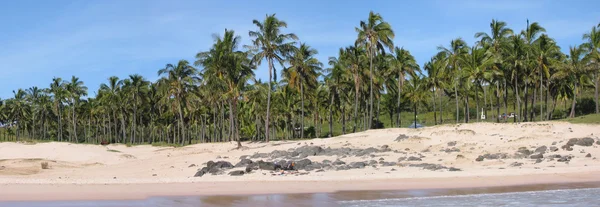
[575,97,597,116]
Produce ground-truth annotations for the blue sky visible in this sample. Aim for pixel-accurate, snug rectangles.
[1,0,598,98]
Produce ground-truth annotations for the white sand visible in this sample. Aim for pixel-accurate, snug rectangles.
[1,122,600,200]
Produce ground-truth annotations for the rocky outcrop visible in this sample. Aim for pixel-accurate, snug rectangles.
[535,146,547,154]
[194,161,234,177]
[234,159,253,167]
[530,153,544,159]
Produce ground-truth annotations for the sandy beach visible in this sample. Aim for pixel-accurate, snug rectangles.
[1,122,600,201]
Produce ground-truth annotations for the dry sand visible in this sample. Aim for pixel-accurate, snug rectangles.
[1,122,600,201]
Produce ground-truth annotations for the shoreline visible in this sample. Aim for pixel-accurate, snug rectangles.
[2,171,600,201]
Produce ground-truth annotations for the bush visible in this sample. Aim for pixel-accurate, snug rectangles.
[575,97,596,116]
[41,162,49,169]
[304,126,315,138]
[453,107,478,121]
[371,119,384,129]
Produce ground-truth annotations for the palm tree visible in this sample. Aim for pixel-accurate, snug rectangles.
[247,14,298,142]
[99,76,123,143]
[283,43,322,138]
[521,20,546,121]
[557,46,588,118]
[125,74,148,144]
[423,53,447,124]
[438,38,468,123]
[26,86,42,139]
[158,60,198,146]
[533,34,561,121]
[355,11,395,128]
[65,76,87,142]
[343,46,367,133]
[582,24,600,114]
[404,73,426,127]
[460,46,494,122]
[197,29,254,148]
[475,19,513,122]
[387,47,418,127]
[50,77,66,141]
[7,89,30,140]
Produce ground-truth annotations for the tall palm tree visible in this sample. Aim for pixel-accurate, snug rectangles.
[283,43,322,138]
[125,74,148,144]
[355,11,395,128]
[559,46,588,118]
[404,73,426,127]
[197,29,254,148]
[99,76,123,142]
[582,24,600,114]
[521,20,546,121]
[534,34,561,121]
[387,47,418,127]
[423,52,447,124]
[475,19,513,122]
[343,46,367,133]
[65,76,87,142]
[158,60,198,146]
[50,77,66,141]
[26,86,42,139]
[7,89,30,140]
[247,14,298,142]
[460,46,494,122]
[438,38,468,123]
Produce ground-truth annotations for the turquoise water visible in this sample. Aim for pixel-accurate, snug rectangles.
[3,183,600,207]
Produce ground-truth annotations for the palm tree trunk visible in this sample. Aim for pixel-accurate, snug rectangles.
[524,83,529,122]
[433,87,437,125]
[439,89,443,124]
[515,76,521,123]
[369,52,374,129]
[595,72,599,114]
[300,82,304,139]
[353,84,359,133]
[328,93,333,137]
[342,104,346,135]
[73,101,77,142]
[496,83,501,123]
[454,83,459,123]
[265,59,274,142]
[397,74,402,127]
[570,81,578,118]
[413,105,417,127]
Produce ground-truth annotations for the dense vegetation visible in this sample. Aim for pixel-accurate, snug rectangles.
[1,12,599,146]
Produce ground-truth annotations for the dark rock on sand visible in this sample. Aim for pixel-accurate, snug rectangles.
[530,153,544,159]
[294,159,313,170]
[194,161,234,177]
[448,167,462,171]
[257,160,279,171]
[369,160,378,165]
[561,144,573,151]
[483,153,508,160]
[408,163,447,171]
[229,170,245,176]
[447,141,457,147]
[557,156,572,162]
[406,156,422,161]
[234,159,253,167]
[535,158,543,163]
[510,162,523,167]
[475,155,484,162]
[395,134,409,141]
[380,162,397,167]
[349,162,367,169]
[333,159,346,166]
[549,146,558,152]
[517,147,533,156]
[586,153,592,158]
[441,148,460,153]
[535,146,548,154]
[575,138,595,146]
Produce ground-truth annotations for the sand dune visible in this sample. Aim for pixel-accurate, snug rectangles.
[1,121,600,200]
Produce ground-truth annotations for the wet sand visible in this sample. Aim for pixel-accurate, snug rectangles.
[3,182,600,207]
[1,170,599,201]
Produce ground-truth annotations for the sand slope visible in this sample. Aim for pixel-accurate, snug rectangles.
[1,122,600,186]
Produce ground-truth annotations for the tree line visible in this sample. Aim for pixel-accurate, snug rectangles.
[1,12,599,147]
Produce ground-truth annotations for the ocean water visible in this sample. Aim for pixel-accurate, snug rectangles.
[339,188,600,207]
[3,184,600,207]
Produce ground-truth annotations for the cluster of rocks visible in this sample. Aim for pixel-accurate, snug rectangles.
[562,138,596,151]
[475,137,598,164]
[247,145,392,160]
[401,163,461,171]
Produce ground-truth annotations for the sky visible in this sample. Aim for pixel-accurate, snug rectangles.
[1,0,598,99]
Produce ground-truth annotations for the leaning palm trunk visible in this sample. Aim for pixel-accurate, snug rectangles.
[570,81,578,118]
